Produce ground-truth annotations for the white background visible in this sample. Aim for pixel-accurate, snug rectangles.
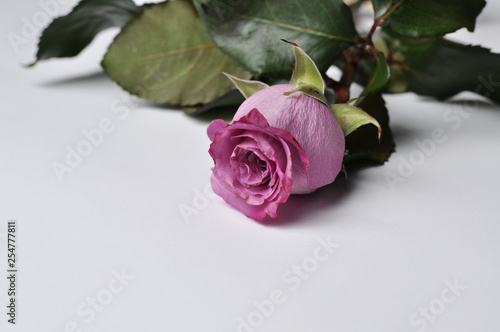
[1,1,500,331]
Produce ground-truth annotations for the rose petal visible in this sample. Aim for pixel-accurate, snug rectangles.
[211,173,280,221]
[229,143,277,205]
[207,119,228,141]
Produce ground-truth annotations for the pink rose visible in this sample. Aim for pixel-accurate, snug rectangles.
[208,108,308,221]
[208,84,345,221]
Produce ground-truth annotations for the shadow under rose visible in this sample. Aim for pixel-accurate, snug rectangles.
[257,161,377,227]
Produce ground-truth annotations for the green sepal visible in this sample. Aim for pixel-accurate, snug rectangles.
[283,40,325,93]
[330,103,382,140]
[284,83,329,107]
[222,73,269,99]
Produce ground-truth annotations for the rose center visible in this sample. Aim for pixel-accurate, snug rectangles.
[230,147,271,187]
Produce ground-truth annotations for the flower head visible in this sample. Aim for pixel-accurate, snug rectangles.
[208,108,310,221]
[207,41,350,221]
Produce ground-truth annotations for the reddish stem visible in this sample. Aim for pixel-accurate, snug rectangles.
[325,0,404,102]
[335,48,361,103]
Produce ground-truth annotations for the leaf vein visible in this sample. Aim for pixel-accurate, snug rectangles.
[121,44,217,63]
[236,14,355,42]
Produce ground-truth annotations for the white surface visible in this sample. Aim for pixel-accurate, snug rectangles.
[1,1,500,331]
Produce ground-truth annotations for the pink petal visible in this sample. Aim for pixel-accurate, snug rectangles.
[211,173,281,221]
[207,119,228,141]
[208,108,303,220]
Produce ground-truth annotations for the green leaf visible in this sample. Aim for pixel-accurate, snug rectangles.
[330,103,381,139]
[283,84,329,107]
[373,0,486,37]
[193,0,358,77]
[31,0,142,65]
[223,73,268,99]
[382,29,500,104]
[102,1,251,106]
[344,93,395,164]
[285,40,325,93]
[361,49,390,95]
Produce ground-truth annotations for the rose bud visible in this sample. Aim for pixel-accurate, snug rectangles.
[208,83,345,221]
[206,41,348,221]
[207,41,380,221]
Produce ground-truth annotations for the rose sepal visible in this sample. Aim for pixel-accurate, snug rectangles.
[330,103,382,140]
[283,83,329,107]
[282,39,325,94]
[222,72,269,99]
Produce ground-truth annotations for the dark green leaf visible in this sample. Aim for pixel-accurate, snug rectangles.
[193,0,358,77]
[344,93,395,163]
[373,0,486,37]
[32,0,142,65]
[383,29,500,104]
[102,1,251,106]
[361,50,390,95]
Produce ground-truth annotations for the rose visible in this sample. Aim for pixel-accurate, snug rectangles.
[207,84,345,221]
[208,108,308,220]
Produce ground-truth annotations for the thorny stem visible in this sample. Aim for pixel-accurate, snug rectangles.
[335,47,362,103]
[326,0,403,103]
